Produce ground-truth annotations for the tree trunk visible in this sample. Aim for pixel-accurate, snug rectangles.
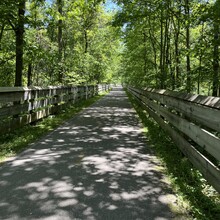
[185,0,191,93]
[143,32,147,76]
[170,51,175,90]
[198,55,202,94]
[212,22,219,96]
[174,31,180,88]
[84,29,88,53]
[57,0,63,82]
[173,2,181,89]
[58,0,63,59]
[27,63,32,86]
[15,0,25,87]
[0,24,5,48]
[164,16,170,89]
[148,19,158,84]
[160,8,164,89]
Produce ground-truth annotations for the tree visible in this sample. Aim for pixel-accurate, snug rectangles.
[184,0,191,92]
[0,0,120,86]
[0,0,25,86]
[15,0,25,86]
[57,0,63,82]
[212,0,220,96]
[113,0,220,96]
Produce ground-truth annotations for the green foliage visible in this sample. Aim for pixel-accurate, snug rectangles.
[114,0,220,95]
[0,0,122,86]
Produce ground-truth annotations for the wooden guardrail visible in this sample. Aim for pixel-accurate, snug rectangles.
[0,84,111,135]
[127,86,220,193]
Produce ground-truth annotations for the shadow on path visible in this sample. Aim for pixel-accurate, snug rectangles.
[0,86,178,220]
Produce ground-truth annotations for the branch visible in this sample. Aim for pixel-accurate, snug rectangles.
[7,19,16,31]
[0,24,5,44]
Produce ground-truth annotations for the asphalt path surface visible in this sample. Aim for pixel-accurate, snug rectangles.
[0,86,179,220]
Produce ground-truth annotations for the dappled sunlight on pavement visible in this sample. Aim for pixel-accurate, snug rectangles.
[0,86,178,220]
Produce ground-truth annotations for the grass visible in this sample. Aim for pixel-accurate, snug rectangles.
[126,91,220,220]
[0,93,106,163]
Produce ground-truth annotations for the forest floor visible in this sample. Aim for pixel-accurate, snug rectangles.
[0,86,188,220]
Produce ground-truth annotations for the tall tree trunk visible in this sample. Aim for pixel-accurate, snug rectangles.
[173,1,181,89]
[185,0,191,92]
[160,8,164,89]
[0,24,5,48]
[84,29,88,53]
[57,0,63,82]
[15,0,25,87]
[164,16,170,89]
[148,19,158,83]
[175,32,180,88]
[197,23,205,94]
[143,32,147,76]
[170,51,175,90]
[58,0,63,58]
[27,63,32,86]
[198,55,202,94]
[212,22,219,96]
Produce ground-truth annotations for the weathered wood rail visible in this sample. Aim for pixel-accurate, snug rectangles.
[127,86,220,193]
[0,84,110,135]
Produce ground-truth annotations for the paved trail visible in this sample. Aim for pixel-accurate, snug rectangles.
[0,86,179,220]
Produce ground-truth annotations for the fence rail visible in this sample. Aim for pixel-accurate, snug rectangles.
[0,84,110,135]
[127,86,220,193]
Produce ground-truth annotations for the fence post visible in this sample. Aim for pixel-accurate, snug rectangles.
[85,86,88,100]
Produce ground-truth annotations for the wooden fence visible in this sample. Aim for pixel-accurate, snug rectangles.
[0,84,111,135]
[127,86,220,193]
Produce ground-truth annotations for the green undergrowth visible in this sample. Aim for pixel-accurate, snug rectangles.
[0,93,107,163]
[126,91,220,220]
